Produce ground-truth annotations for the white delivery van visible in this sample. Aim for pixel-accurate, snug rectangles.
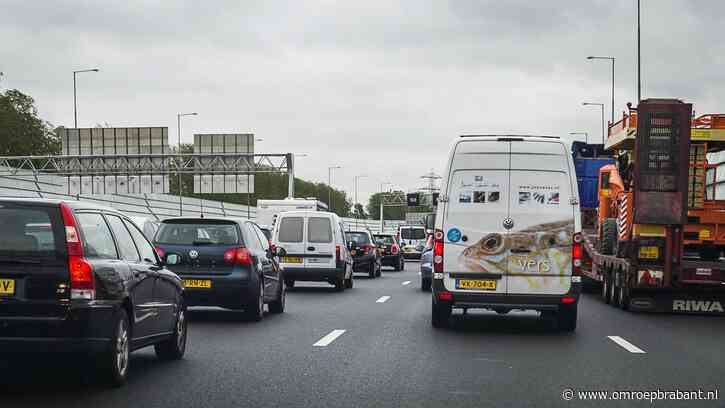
[273,211,353,291]
[397,224,427,259]
[431,135,582,331]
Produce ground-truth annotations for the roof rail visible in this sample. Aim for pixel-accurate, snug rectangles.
[459,134,560,139]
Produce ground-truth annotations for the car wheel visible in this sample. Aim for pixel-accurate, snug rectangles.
[155,302,188,360]
[618,283,630,311]
[100,308,130,387]
[334,275,345,291]
[368,261,376,279]
[375,261,382,277]
[244,278,264,321]
[392,259,400,272]
[269,280,285,314]
[556,303,578,332]
[421,278,431,292]
[285,279,295,288]
[431,297,451,328]
[400,258,405,271]
[344,274,354,289]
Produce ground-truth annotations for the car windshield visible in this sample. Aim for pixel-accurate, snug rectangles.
[400,227,426,240]
[346,232,370,245]
[155,222,239,246]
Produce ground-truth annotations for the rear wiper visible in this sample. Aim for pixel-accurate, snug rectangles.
[192,241,215,246]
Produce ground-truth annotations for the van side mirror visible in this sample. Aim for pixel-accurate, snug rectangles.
[424,214,435,230]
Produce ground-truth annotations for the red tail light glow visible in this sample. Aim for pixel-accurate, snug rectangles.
[391,244,399,255]
[155,246,166,259]
[561,296,577,304]
[433,229,444,273]
[336,244,341,263]
[437,291,452,301]
[60,203,94,300]
[362,244,374,255]
[224,247,253,265]
[572,233,582,276]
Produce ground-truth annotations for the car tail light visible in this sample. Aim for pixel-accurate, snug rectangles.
[224,247,253,265]
[155,246,166,259]
[433,229,444,274]
[391,244,399,255]
[561,296,577,304]
[437,291,452,301]
[336,244,341,263]
[60,203,95,300]
[362,244,373,255]
[572,233,582,276]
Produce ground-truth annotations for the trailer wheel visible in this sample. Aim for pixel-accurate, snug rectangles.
[618,282,630,310]
[600,218,617,255]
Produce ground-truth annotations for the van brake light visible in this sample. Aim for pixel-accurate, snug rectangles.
[433,229,444,274]
[572,233,582,276]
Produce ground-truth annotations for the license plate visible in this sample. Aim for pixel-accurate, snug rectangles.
[456,279,497,290]
[307,258,327,264]
[638,246,659,259]
[0,279,15,295]
[282,256,303,264]
[183,279,212,289]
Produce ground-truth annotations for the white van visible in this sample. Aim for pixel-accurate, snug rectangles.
[273,211,354,291]
[397,225,427,259]
[431,135,582,331]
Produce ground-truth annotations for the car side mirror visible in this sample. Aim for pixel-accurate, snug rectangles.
[165,253,181,266]
[274,247,287,258]
[425,214,435,230]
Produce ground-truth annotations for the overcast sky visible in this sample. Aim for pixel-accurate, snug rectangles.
[2,0,724,204]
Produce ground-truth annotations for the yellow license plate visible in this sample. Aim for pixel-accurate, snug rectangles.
[282,256,303,264]
[638,246,659,259]
[183,279,212,289]
[457,279,497,290]
[0,279,15,295]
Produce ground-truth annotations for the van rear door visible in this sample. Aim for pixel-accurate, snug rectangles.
[507,141,575,296]
[443,140,510,295]
[304,216,335,269]
[275,215,306,268]
[0,202,68,318]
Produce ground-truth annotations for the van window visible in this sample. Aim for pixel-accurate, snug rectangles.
[278,217,303,243]
[400,227,426,240]
[308,217,332,243]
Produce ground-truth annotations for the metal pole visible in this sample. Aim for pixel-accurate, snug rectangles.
[637,0,641,103]
[380,196,384,233]
[73,72,77,128]
[601,104,606,144]
[354,176,358,229]
[287,153,294,198]
[177,114,182,216]
[611,58,615,124]
[328,167,332,212]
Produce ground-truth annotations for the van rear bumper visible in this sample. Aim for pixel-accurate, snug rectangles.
[432,280,581,312]
[283,267,344,282]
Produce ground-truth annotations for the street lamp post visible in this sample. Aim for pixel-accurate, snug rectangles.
[379,182,392,232]
[582,102,606,144]
[569,132,589,145]
[73,68,99,128]
[637,0,641,103]
[354,175,368,229]
[586,56,615,124]
[177,112,198,216]
[328,165,341,213]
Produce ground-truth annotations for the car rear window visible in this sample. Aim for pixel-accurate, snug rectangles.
[277,217,303,243]
[374,235,395,245]
[400,228,425,240]
[0,206,62,258]
[308,217,332,243]
[155,221,240,246]
[347,232,370,245]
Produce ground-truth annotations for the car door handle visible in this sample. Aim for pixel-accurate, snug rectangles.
[307,246,315,251]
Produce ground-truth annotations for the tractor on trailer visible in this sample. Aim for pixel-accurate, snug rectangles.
[580,99,725,314]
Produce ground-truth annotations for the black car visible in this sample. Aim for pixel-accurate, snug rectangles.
[0,198,187,386]
[154,218,285,320]
[346,229,381,278]
[373,233,404,271]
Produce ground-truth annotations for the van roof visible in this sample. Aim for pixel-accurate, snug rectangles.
[459,135,560,140]
[276,210,335,217]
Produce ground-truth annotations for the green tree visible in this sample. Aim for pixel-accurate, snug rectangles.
[0,89,60,156]
[366,191,406,220]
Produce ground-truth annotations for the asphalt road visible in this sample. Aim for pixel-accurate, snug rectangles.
[2,262,724,407]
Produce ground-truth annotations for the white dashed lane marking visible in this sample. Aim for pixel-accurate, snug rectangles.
[313,330,346,347]
[402,281,411,286]
[376,296,391,303]
[607,336,646,353]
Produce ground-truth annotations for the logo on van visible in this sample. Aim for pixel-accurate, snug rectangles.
[188,250,199,259]
[502,218,514,230]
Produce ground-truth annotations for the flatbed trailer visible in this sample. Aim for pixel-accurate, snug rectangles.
[581,230,725,314]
